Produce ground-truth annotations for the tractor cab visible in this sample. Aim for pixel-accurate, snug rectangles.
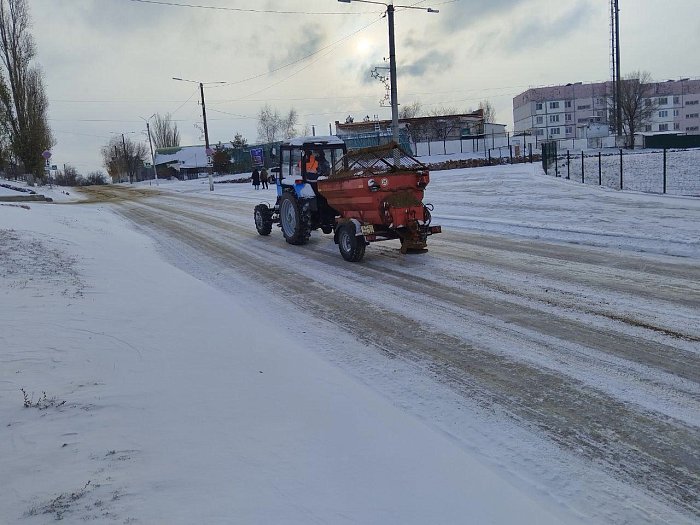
[276,136,347,196]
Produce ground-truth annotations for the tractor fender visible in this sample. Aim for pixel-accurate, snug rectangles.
[334,218,363,244]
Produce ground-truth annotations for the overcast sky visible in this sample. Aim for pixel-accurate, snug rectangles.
[30,0,700,173]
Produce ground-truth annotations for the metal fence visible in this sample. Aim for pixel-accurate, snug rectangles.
[543,148,700,197]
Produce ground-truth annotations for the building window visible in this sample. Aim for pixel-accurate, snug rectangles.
[673,110,679,117]
[687,113,699,119]
[565,126,573,134]
[565,100,572,108]
[674,96,680,104]
[549,101,559,109]
[658,110,668,118]
[565,113,572,121]
[577,104,590,110]
[549,127,560,135]
[549,114,560,123]
[535,129,544,136]
[535,103,543,110]
[658,97,668,105]
[686,100,699,105]
[596,97,605,105]
[659,123,669,131]
[644,125,652,132]
[536,116,543,124]
[674,123,680,130]
[577,118,590,123]
[687,126,699,131]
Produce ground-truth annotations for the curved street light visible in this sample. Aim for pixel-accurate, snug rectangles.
[338,0,439,155]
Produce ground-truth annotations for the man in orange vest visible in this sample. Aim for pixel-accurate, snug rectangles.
[304,150,318,180]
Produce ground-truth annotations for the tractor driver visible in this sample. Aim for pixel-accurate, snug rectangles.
[303,150,319,182]
[316,151,331,178]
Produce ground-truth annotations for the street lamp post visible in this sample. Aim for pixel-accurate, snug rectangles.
[338,0,438,162]
[173,77,225,190]
[141,114,159,186]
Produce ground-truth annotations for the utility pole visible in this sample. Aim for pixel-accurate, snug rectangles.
[121,133,130,184]
[387,3,399,150]
[173,77,224,190]
[199,82,214,191]
[614,0,622,139]
[145,121,159,186]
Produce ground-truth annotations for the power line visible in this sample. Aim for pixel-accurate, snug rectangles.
[125,0,372,15]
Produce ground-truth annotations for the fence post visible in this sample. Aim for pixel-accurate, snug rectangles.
[555,152,559,177]
[509,145,513,164]
[566,150,570,179]
[529,143,533,163]
[581,151,585,184]
[598,152,602,186]
[663,147,667,194]
[460,138,463,154]
[488,149,491,166]
[619,149,623,190]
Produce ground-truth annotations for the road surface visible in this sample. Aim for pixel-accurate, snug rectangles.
[78,182,700,522]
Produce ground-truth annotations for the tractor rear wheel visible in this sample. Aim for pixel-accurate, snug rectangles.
[338,223,366,262]
[279,193,310,245]
[254,204,273,236]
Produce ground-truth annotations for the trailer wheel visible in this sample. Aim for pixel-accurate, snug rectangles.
[338,223,366,262]
[279,193,310,245]
[254,204,273,236]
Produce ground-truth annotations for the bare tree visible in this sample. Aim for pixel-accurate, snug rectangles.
[257,105,301,142]
[400,101,422,119]
[619,70,657,148]
[0,0,53,179]
[427,105,459,117]
[151,113,180,149]
[281,108,298,139]
[101,135,148,183]
[257,104,282,143]
[478,100,496,123]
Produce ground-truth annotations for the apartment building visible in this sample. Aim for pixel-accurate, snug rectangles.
[513,78,700,140]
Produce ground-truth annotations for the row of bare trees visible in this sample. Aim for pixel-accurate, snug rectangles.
[0,0,53,180]
[99,113,180,182]
[398,100,496,123]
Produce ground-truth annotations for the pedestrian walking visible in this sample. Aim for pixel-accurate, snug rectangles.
[260,167,269,189]
[252,168,260,190]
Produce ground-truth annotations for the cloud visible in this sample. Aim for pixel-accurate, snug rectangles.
[399,50,454,77]
[502,3,595,53]
[438,0,530,34]
[267,25,326,72]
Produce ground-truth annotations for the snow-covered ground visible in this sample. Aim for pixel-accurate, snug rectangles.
[1,165,698,524]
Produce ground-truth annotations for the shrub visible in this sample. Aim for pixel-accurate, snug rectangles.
[82,171,108,186]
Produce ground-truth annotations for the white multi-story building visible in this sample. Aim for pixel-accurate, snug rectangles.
[513,78,700,141]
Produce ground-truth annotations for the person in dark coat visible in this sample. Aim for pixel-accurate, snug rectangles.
[252,168,260,190]
[260,167,269,189]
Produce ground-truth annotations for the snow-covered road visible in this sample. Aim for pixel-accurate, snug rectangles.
[2,164,698,523]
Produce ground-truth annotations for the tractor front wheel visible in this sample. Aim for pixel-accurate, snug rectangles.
[337,223,366,262]
[254,204,273,236]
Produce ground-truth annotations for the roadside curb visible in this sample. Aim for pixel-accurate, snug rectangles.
[0,194,53,203]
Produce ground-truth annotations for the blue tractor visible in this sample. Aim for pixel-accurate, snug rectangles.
[253,136,347,245]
